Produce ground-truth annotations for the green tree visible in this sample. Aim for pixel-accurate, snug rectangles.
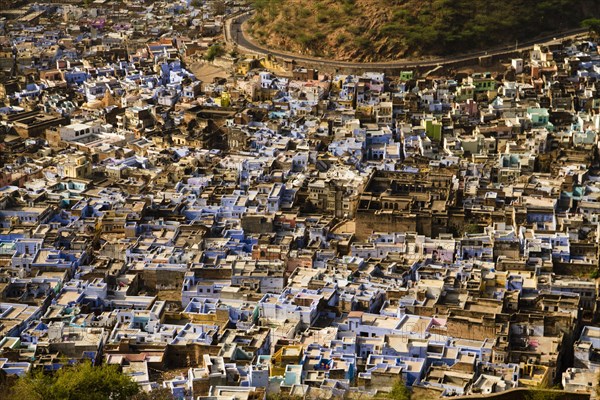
[582,18,600,37]
[211,0,226,15]
[461,223,482,235]
[205,44,224,61]
[387,379,411,400]
[12,362,139,400]
[131,387,176,400]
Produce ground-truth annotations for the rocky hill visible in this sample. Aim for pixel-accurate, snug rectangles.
[247,0,600,62]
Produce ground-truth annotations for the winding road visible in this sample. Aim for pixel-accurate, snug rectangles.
[226,11,589,70]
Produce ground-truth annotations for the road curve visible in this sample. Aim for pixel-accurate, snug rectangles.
[227,12,589,70]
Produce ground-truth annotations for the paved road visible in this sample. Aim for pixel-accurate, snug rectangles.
[227,12,589,70]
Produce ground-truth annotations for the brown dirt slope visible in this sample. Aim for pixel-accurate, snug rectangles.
[248,0,600,62]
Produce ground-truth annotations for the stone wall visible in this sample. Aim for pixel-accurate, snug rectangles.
[165,343,222,369]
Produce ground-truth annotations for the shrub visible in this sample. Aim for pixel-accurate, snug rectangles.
[12,361,139,400]
[205,44,225,61]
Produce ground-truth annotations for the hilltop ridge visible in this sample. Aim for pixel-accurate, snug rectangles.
[248,0,600,62]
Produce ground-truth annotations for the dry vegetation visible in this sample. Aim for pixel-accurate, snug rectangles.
[248,0,599,62]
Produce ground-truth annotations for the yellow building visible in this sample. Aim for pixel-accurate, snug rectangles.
[270,345,303,377]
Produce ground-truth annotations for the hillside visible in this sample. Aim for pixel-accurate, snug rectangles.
[247,0,600,62]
